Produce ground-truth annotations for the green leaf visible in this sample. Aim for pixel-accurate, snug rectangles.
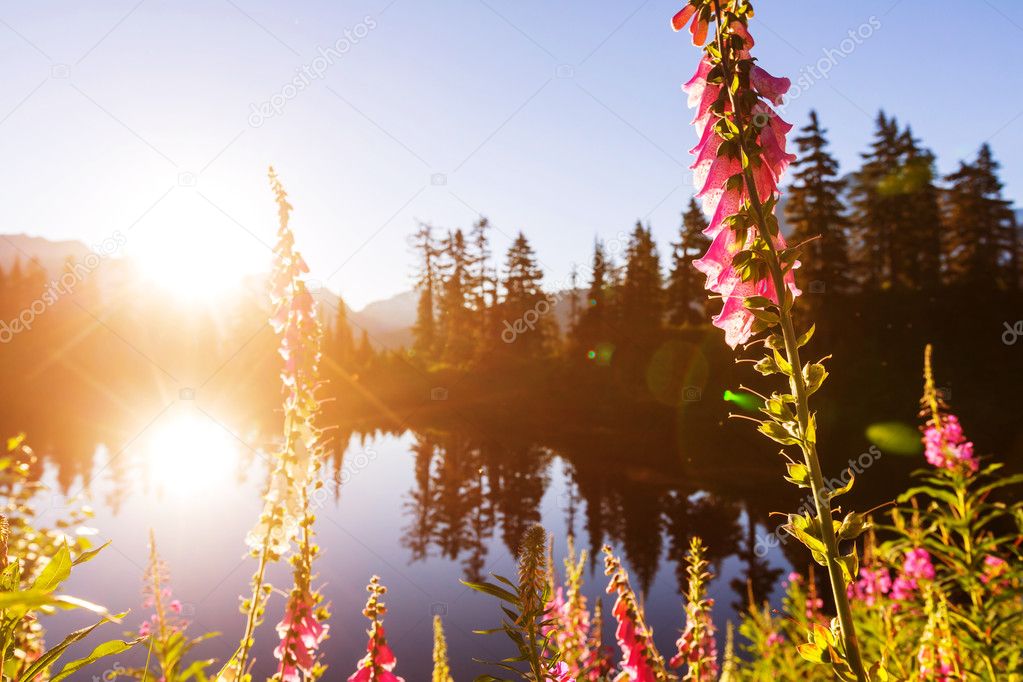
[758,421,800,446]
[72,541,111,567]
[836,551,859,584]
[33,542,73,593]
[460,580,519,606]
[797,642,825,664]
[827,471,855,499]
[782,517,826,555]
[179,657,218,682]
[796,324,816,348]
[837,511,870,541]
[784,462,811,489]
[804,363,828,395]
[50,637,143,681]
[0,589,61,611]
[19,615,120,681]
[754,356,780,376]
[772,349,793,375]
[747,307,779,326]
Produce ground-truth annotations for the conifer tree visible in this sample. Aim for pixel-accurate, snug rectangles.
[328,295,355,372]
[499,232,551,359]
[411,222,440,359]
[892,127,942,289]
[785,111,851,294]
[570,239,613,360]
[355,329,374,368]
[437,229,474,364]
[466,217,497,356]
[620,222,663,343]
[667,198,711,325]
[849,111,902,290]
[944,144,1018,289]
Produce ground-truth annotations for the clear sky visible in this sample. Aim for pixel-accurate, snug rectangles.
[2,0,1021,308]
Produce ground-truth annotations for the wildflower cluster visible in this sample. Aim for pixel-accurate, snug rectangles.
[119,532,217,681]
[0,436,143,680]
[544,542,601,679]
[733,346,1023,680]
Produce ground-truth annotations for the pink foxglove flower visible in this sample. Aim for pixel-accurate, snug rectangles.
[669,598,718,679]
[671,3,709,45]
[274,592,329,682]
[348,577,405,682]
[603,547,667,682]
[681,25,799,348]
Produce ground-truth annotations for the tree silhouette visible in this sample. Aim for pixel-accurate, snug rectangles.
[785,111,851,295]
[666,198,711,325]
[943,144,1018,290]
[411,222,440,359]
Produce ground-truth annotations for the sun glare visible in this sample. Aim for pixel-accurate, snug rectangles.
[142,408,243,497]
[131,190,269,301]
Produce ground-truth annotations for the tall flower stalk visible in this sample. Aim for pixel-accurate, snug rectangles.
[602,545,669,681]
[673,1,867,678]
[671,538,717,681]
[220,167,329,681]
[348,576,405,682]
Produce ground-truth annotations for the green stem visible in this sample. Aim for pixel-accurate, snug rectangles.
[234,412,296,677]
[708,4,866,679]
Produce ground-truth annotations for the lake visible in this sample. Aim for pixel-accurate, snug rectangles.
[38,408,805,680]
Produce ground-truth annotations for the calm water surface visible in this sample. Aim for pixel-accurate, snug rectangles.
[40,404,794,679]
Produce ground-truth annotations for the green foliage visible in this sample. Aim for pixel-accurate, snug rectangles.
[0,436,143,681]
[463,524,561,681]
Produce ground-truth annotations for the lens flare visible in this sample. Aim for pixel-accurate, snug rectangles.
[865,421,922,456]
[723,389,763,412]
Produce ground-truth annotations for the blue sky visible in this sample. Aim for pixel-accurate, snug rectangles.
[2,0,1021,308]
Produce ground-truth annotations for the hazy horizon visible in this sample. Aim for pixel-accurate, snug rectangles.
[3,0,1022,307]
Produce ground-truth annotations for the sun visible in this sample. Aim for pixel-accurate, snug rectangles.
[142,407,244,498]
[138,241,252,300]
[130,188,270,301]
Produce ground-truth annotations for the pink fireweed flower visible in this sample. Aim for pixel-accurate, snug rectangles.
[903,548,935,581]
[680,26,800,348]
[923,414,978,474]
[981,554,1009,587]
[765,631,784,647]
[848,567,891,607]
[890,577,917,602]
[274,592,329,682]
[348,577,405,682]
